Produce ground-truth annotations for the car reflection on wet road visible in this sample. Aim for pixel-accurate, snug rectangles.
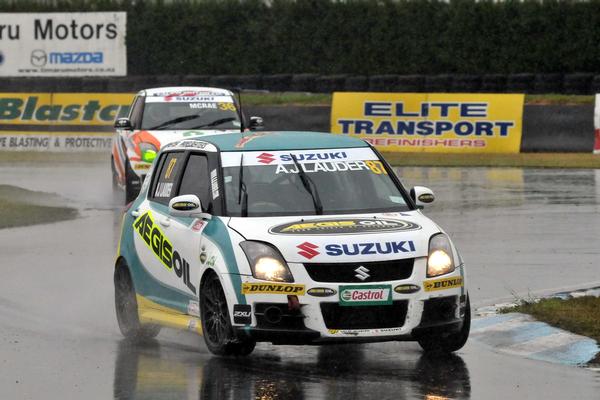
[114,340,471,400]
[1,161,599,399]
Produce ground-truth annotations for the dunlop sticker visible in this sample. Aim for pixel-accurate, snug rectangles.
[241,283,305,295]
[423,277,463,292]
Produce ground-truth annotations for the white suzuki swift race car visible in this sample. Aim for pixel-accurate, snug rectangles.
[114,131,469,356]
[111,86,262,203]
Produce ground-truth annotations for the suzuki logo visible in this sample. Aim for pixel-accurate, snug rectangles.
[257,152,276,164]
[297,242,319,259]
[354,266,370,281]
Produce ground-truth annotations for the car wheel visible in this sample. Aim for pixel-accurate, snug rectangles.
[125,160,140,204]
[200,272,255,356]
[417,295,470,354]
[114,261,161,339]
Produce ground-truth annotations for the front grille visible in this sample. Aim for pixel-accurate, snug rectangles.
[320,300,408,330]
[304,259,414,283]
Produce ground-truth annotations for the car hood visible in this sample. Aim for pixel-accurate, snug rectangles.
[227,211,440,263]
[139,129,239,148]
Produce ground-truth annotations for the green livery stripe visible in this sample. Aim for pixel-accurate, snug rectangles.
[203,217,246,305]
[148,202,245,304]
[119,209,192,314]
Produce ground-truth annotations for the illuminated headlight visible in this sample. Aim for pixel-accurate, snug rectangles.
[139,142,158,163]
[427,234,455,277]
[240,241,293,282]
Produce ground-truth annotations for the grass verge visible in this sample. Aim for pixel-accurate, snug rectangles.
[0,185,77,229]
[381,152,600,169]
[502,297,600,364]
[0,151,107,164]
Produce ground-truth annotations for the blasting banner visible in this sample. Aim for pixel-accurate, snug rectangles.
[330,93,525,153]
[0,12,127,77]
[0,92,134,152]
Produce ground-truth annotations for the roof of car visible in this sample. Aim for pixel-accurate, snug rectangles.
[168,131,369,152]
[140,86,234,96]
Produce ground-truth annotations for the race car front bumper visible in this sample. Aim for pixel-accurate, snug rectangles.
[233,259,467,345]
[234,297,466,345]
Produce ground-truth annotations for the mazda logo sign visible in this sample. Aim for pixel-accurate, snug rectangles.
[30,49,47,67]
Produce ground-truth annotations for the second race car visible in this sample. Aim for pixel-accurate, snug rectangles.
[111,86,262,202]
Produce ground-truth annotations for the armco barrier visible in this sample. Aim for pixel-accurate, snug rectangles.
[250,105,594,153]
[0,82,594,152]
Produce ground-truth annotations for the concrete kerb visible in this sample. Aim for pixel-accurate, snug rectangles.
[471,287,600,367]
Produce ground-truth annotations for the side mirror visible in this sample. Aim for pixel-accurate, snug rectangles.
[410,186,435,209]
[114,117,133,130]
[248,116,264,130]
[168,194,212,220]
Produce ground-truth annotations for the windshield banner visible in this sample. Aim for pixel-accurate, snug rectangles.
[330,93,524,153]
[0,12,127,77]
[0,92,133,151]
[220,148,378,167]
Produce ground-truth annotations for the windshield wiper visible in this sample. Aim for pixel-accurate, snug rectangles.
[238,154,248,217]
[147,114,202,130]
[189,117,238,129]
[290,154,323,215]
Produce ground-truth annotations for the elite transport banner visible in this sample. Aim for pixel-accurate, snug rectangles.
[0,12,127,77]
[330,93,525,153]
[0,93,134,152]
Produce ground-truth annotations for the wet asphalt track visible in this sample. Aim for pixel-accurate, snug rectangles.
[1,161,600,399]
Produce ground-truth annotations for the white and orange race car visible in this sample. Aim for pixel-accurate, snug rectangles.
[111,86,262,202]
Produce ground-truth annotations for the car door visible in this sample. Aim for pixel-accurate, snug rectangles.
[164,152,216,311]
[132,150,195,312]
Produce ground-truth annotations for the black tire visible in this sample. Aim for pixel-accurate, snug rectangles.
[125,160,140,204]
[114,261,161,339]
[418,295,471,354]
[200,272,255,356]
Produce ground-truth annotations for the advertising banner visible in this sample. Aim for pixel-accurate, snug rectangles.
[0,12,127,77]
[331,93,525,153]
[0,92,134,152]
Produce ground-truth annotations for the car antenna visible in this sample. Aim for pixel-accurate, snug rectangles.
[235,87,245,133]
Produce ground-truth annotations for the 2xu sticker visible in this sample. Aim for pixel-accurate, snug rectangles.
[270,218,420,235]
[133,211,197,294]
[423,276,463,292]
[233,304,252,324]
[241,283,305,295]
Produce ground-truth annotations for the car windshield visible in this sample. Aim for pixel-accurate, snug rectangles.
[141,96,241,130]
[221,148,411,217]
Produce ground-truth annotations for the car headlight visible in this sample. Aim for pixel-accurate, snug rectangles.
[427,234,455,277]
[139,142,158,163]
[240,241,294,282]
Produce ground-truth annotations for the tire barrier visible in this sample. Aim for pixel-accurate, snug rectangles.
[4,74,600,94]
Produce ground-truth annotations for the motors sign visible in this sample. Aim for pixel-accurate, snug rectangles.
[0,12,126,76]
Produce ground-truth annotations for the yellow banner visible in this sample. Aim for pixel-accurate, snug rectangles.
[330,93,524,153]
[0,93,134,125]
